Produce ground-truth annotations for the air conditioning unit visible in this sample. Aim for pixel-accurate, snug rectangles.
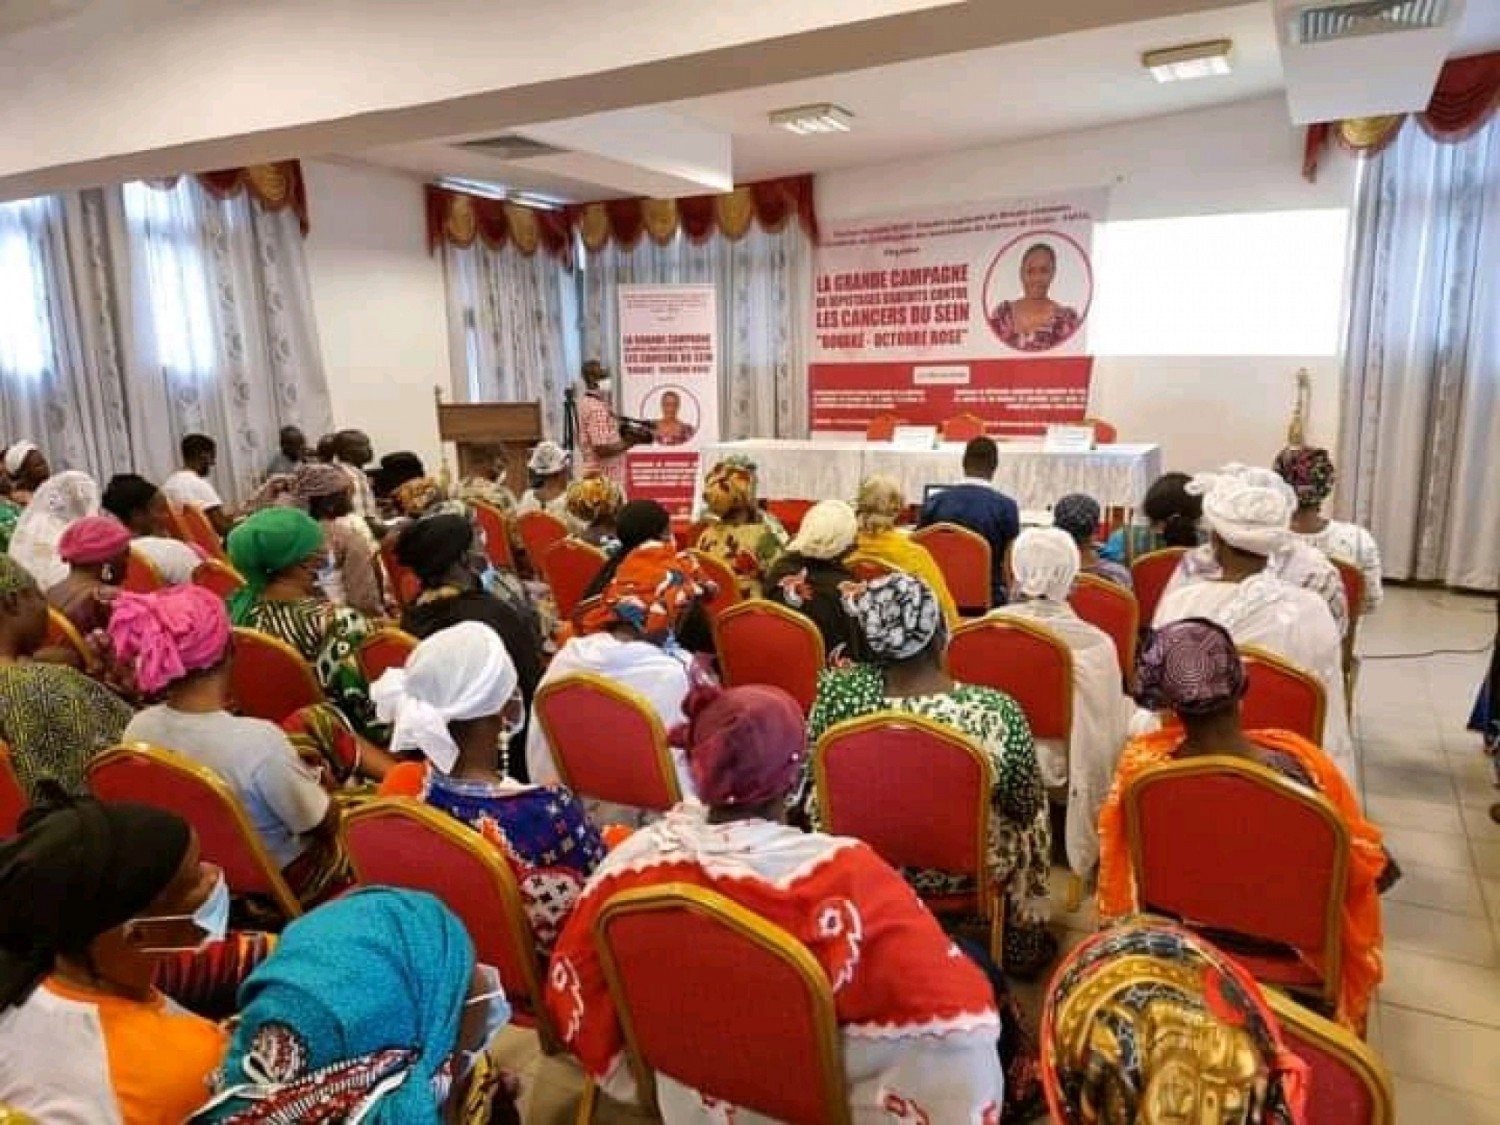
[1275,0,1467,123]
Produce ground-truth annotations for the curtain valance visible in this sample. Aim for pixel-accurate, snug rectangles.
[145,161,311,235]
[566,175,817,252]
[425,184,572,260]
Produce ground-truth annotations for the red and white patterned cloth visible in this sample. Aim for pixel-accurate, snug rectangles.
[579,391,626,487]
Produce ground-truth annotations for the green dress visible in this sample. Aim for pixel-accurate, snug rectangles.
[0,661,133,799]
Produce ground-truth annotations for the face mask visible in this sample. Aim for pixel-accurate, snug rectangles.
[463,964,512,1054]
[594,378,613,394]
[130,871,231,952]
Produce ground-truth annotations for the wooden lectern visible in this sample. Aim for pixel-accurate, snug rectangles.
[434,390,543,495]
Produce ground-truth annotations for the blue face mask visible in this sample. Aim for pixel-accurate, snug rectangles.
[130,871,231,952]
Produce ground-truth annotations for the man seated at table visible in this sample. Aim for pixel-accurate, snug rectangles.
[917,436,1019,606]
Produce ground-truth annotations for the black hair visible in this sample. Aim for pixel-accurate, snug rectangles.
[580,499,672,601]
[102,474,159,524]
[962,436,998,477]
[1022,242,1056,267]
[1142,472,1203,548]
[181,433,216,462]
[307,492,351,522]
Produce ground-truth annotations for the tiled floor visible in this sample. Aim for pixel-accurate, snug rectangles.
[497,587,1500,1122]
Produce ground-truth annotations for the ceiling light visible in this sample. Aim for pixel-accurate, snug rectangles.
[769,104,854,136]
[1142,39,1234,82]
[435,177,566,210]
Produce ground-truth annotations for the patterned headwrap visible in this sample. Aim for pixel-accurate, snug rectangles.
[291,462,352,505]
[1042,916,1307,1124]
[580,541,712,642]
[199,888,477,1125]
[844,572,942,663]
[1011,527,1081,602]
[108,585,232,695]
[672,683,806,808]
[0,556,36,600]
[392,477,445,518]
[1052,493,1102,545]
[1190,468,1295,556]
[1272,446,1336,508]
[702,457,758,519]
[786,499,857,561]
[565,475,623,525]
[1134,617,1247,716]
[226,508,325,625]
[57,515,132,567]
[528,441,571,476]
[855,474,904,534]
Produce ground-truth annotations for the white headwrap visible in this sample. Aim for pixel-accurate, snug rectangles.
[3,442,38,477]
[370,621,518,773]
[8,470,100,589]
[1011,527,1081,602]
[1190,467,1295,557]
[528,441,571,476]
[787,499,858,561]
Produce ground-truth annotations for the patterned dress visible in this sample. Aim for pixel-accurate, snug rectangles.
[238,597,379,740]
[0,661,133,799]
[988,301,1081,352]
[693,516,787,598]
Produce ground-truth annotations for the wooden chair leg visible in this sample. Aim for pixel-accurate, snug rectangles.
[988,901,1006,966]
[575,1077,597,1124]
[1065,872,1084,912]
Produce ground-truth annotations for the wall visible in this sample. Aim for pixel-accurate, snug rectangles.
[302,159,451,472]
[815,94,1358,475]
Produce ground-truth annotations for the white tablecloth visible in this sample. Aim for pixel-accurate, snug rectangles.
[703,439,1162,511]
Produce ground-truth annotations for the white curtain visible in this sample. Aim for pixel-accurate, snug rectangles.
[1338,115,1500,591]
[443,241,573,441]
[580,223,811,440]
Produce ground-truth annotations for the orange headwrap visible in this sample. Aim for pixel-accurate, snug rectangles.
[579,542,714,641]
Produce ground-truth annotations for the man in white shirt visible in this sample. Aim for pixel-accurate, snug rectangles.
[161,433,231,536]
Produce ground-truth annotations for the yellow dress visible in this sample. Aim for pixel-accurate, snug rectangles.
[848,530,959,626]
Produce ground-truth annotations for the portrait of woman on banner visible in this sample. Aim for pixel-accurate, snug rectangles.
[647,387,699,447]
[987,236,1087,353]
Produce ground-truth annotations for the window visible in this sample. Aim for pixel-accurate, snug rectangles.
[0,197,57,381]
[122,180,219,382]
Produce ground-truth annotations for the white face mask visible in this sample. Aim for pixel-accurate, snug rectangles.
[594,378,613,394]
[128,871,230,952]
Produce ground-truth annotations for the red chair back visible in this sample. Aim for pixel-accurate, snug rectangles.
[713,601,826,715]
[1333,559,1364,624]
[542,538,608,619]
[941,413,986,443]
[1130,546,1188,627]
[191,559,245,599]
[864,414,902,442]
[516,511,570,575]
[533,673,680,811]
[684,549,743,618]
[229,627,326,722]
[469,501,517,572]
[122,548,166,594]
[1068,573,1140,683]
[1268,991,1393,1124]
[177,506,228,562]
[344,798,559,1052]
[1124,754,1347,1008]
[89,744,301,917]
[947,617,1073,740]
[911,522,992,614]
[848,558,894,582]
[358,628,418,684]
[1241,645,1327,745]
[764,499,813,537]
[377,537,422,610]
[0,744,26,838]
[45,608,93,670]
[1084,416,1118,444]
[594,884,851,1124]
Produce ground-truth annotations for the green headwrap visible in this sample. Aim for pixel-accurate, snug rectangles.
[0,556,37,601]
[225,508,325,625]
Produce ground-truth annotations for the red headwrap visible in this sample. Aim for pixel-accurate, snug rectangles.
[672,683,806,808]
[57,516,132,567]
[580,542,714,640]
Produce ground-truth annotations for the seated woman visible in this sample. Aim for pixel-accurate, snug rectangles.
[374,622,604,951]
[1042,916,1309,1124]
[102,474,203,585]
[846,474,959,626]
[692,457,787,598]
[1051,493,1132,589]
[564,474,624,551]
[1099,471,1203,565]
[196,887,517,1124]
[1274,445,1383,614]
[580,499,671,603]
[805,573,1054,977]
[764,498,866,664]
[516,440,579,529]
[986,528,1133,880]
[292,462,385,619]
[0,556,131,799]
[112,586,351,907]
[1096,617,1387,1031]
[548,683,1007,1120]
[47,515,132,637]
[8,471,100,591]
[459,452,519,514]
[0,793,232,1122]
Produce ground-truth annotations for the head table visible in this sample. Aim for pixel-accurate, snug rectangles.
[702,438,1163,513]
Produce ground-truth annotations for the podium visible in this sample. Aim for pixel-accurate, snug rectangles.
[434,395,543,495]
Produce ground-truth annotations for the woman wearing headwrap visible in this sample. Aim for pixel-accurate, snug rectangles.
[986,528,1133,880]
[846,474,959,626]
[1042,917,1309,1123]
[805,573,1055,978]
[515,440,578,529]
[0,792,234,1122]
[1095,618,1389,1031]
[1154,469,1355,779]
[8,470,100,590]
[196,887,517,1124]
[2,442,49,506]
[374,623,603,951]
[1099,471,1205,564]
[579,498,671,601]
[291,462,385,618]
[764,498,866,663]
[46,514,133,638]
[549,684,1007,1121]
[1273,445,1383,614]
[102,474,204,585]
[458,453,520,515]
[114,586,354,907]
[564,474,624,550]
[1052,492,1132,589]
[692,457,787,598]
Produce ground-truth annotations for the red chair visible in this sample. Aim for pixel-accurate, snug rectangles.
[177,505,228,562]
[358,627,418,684]
[1268,990,1394,1124]
[1083,416,1118,444]
[45,608,94,670]
[1123,754,1348,1011]
[763,499,814,537]
[1130,546,1187,627]
[1068,573,1140,684]
[470,500,517,572]
[713,600,827,715]
[516,510,570,577]
[947,617,1073,743]
[1333,558,1364,708]
[122,548,166,594]
[911,522,992,615]
[1240,645,1327,745]
[847,558,895,582]
[542,538,608,619]
[864,414,903,442]
[377,537,422,610]
[89,744,302,918]
[685,549,744,618]
[941,413,986,443]
[229,628,326,723]
[191,558,245,599]
[570,595,602,635]
[814,712,1001,959]
[344,798,562,1053]
[585,883,851,1124]
[0,744,26,837]
[532,673,680,812]
[670,516,706,551]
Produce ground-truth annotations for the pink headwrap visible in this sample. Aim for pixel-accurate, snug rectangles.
[672,683,806,808]
[57,516,133,567]
[108,585,232,695]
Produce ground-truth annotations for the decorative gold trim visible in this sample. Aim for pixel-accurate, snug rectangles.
[515,510,571,569]
[533,672,681,809]
[45,607,93,670]
[1069,572,1141,682]
[578,203,611,253]
[911,522,994,613]
[244,163,290,206]
[1265,989,1394,1123]
[1240,643,1328,748]
[541,538,609,616]
[445,194,478,247]
[1337,115,1404,150]
[714,189,756,241]
[503,202,539,255]
[640,198,679,245]
[683,548,745,616]
[711,597,827,709]
[178,504,229,563]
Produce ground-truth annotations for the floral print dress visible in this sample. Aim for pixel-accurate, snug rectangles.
[693,515,787,598]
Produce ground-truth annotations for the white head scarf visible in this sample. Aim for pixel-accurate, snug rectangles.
[1190,467,1296,557]
[3,442,38,478]
[528,441,570,476]
[787,499,858,561]
[370,621,519,773]
[1011,527,1081,602]
[8,470,100,589]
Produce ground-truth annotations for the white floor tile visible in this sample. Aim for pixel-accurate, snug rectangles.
[1383,825,1478,874]
[1383,861,1488,917]
[1367,794,1467,836]
[1395,1077,1499,1124]
[1383,900,1497,967]
[1380,1005,1500,1097]
[1381,949,1500,1028]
